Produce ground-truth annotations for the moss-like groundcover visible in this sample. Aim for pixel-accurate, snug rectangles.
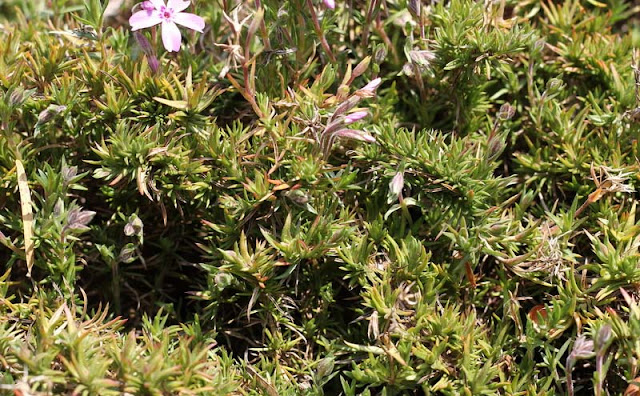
[2,0,640,394]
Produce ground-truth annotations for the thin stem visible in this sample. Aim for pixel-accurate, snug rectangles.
[306,0,337,63]
[254,0,271,50]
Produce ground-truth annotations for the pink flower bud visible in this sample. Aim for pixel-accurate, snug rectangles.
[141,1,155,11]
[148,56,160,74]
[334,129,376,143]
[389,172,404,197]
[356,78,382,97]
[134,31,153,54]
[344,110,369,124]
[332,96,361,121]
[323,0,336,9]
[352,56,371,79]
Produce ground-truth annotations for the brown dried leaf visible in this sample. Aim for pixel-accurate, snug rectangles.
[625,377,640,395]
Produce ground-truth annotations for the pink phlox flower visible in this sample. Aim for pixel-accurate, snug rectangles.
[130,0,205,52]
[323,0,336,9]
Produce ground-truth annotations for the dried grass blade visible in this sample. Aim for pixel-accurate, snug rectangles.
[15,160,34,277]
[245,364,280,396]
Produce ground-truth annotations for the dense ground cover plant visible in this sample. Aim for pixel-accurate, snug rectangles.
[2,0,640,394]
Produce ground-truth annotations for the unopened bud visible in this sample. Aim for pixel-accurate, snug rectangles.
[402,63,415,77]
[356,78,382,97]
[334,128,376,143]
[389,171,404,197]
[533,39,546,53]
[54,199,65,218]
[141,1,155,11]
[134,31,154,55]
[368,310,380,339]
[62,164,78,184]
[374,44,387,64]
[344,110,369,124]
[595,324,613,352]
[352,56,371,80]
[408,49,436,68]
[337,84,350,99]
[487,135,506,161]
[316,356,335,379]
[408,0,420,18]
[148,55,160,74]
[8,87,31,107]
[119,244,137,263]
[285,189,310,205]
[37,104,67,125]
[497,103,515,120]
[215,271,234,289]
[546,78,563,92]
[134,32,160,74]
[332,96,360,120]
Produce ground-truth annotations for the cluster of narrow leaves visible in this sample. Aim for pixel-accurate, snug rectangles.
[0,290,240,395]
[2,0,640,394]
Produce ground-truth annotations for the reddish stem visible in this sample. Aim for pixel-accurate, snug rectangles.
[306,0,337,63]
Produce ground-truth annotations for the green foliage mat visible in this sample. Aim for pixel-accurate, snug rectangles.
[2,0,640,394]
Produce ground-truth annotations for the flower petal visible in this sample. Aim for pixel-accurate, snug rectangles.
[173,12,205,32]
[129,10,162,31]
[167,0,190,12]
[148,0,165,9]
[161,21,182,52]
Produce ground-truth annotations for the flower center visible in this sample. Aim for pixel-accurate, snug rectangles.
[159,6,173,20]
